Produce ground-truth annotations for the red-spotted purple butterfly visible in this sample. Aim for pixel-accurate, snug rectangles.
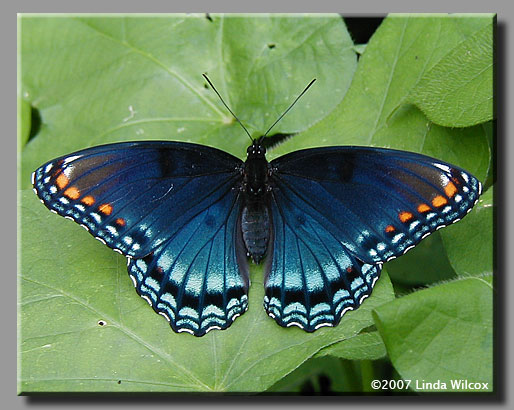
[32,77,482,336]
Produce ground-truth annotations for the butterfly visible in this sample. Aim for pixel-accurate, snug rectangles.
[31,79,482,337]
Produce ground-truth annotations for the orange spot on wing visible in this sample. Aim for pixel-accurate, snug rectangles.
[64,186,80,200]
[115,218,125,226]
[99,203,113,215]
[385,225,395,233]
[417,203,431,213]
[399,211,413,223]
[56,173,69,189]
[444,181,458,198]
[81,195,95,206]
[432,195,448,207]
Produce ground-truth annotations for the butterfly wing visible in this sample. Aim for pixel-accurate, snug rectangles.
[33,141,249,336]
[265,146,482,331]
[127,184,249,336]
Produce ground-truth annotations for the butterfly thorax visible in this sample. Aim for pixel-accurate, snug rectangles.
[241,141,271,263]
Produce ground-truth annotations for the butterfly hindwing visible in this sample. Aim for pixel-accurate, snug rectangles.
[264,146,481,330]
[33,141,250,336]
[128,186,249,336]
[265,192,381,331]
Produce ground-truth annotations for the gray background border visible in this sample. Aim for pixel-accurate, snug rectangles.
[9,0,511,408]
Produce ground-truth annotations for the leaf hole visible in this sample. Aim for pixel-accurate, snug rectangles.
[117,380,122,384]
[98,320,107,326]
[267,43,276,49]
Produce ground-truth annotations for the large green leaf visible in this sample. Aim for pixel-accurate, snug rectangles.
[19,190,394,392]
[407,20,493,127]
[271,15,492,183]
[20,14,356,188]
[373,275,493,392]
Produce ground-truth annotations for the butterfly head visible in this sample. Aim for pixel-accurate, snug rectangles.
[246,140,266,159]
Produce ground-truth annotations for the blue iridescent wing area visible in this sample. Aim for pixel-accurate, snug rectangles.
[265,146,482,331]
[32,141,249,336]
[127,187,249,336]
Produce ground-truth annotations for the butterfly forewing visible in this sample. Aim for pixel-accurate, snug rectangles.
[33,142,243,257]
[270,147,481,264]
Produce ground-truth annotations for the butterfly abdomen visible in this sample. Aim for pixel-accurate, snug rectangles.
[241,202,270,263]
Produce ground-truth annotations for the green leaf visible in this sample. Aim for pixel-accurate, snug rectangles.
[440,186,493,277]
[386,231,458,286]
[373,275,493,392]
[19,97,31,149]
[271,15,491,184]
[315,330,387,361]
[407,21,493,127]
[20,14,356,188]
[266,356,348,393]
[20,190,394,391]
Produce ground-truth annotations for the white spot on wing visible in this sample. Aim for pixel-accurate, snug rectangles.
[403,245,415,254]
[314,322,333,330]
[359,294,369,305]
[158,311,171,322]
[434,163,451,173]
[205,325,221,333]
[95,237,106,245]
[63,155,83,164]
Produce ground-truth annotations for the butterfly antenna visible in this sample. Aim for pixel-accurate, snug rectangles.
[262,78,317,139]
[202,73,254,142]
